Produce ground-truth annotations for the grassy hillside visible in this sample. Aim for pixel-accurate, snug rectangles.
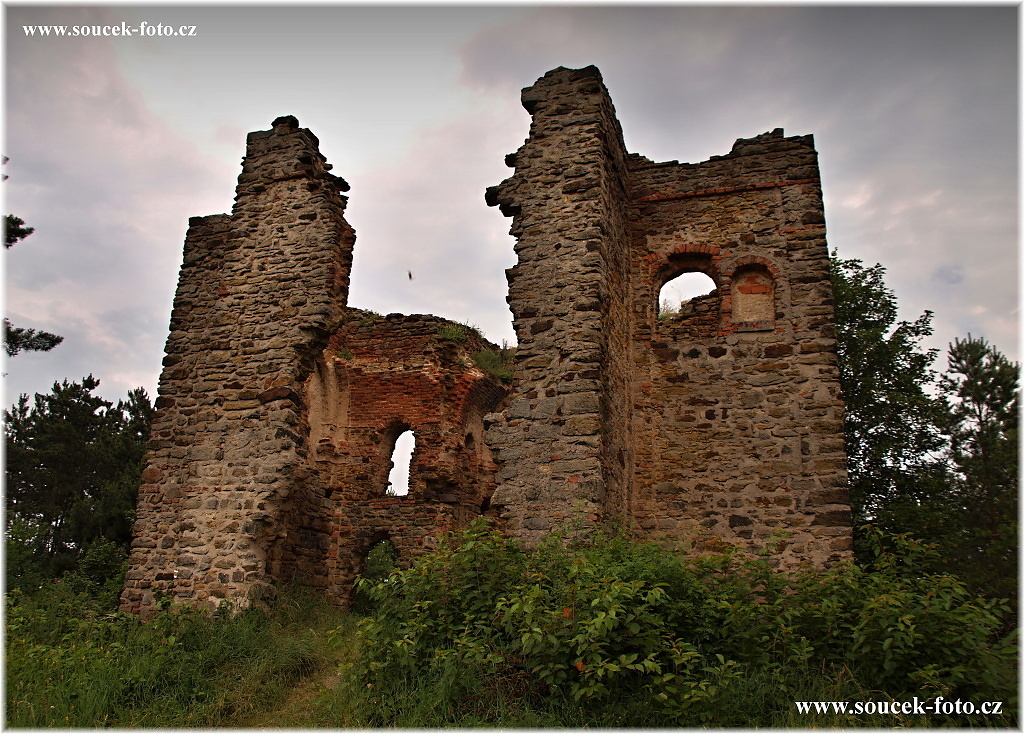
[5,523,1018,728]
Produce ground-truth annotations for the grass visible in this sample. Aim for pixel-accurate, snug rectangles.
[6,526,1018,728]
[5,582,350,728]
[436,322,471,342]
[471,346,516,383]
[236,614,362,727]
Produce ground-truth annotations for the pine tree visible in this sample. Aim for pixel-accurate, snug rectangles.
[5,213,34,248]
[938,335,1019,602]
[3,159,63,357]
[4,377,153,586]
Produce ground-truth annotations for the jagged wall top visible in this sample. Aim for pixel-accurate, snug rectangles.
[233,115,350,206]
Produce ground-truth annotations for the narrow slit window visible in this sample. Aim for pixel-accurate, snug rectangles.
[386,430,415,496]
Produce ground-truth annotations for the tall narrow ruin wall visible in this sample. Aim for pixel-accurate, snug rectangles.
[122,117,355,613]
[483,66,638,545]
[123,66,850,615]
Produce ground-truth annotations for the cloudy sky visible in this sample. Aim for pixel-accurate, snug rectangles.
[3,4,1018,406]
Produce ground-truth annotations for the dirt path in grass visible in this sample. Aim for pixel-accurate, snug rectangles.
[236,622,360,728]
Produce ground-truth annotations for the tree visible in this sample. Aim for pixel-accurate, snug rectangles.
[4,321,64,357]
[5,213,34,248]
[4,376,153,586]
[4,159,63,357]
[832,254,1019,609]
[829,254,947,530]
[937,335,1018,602]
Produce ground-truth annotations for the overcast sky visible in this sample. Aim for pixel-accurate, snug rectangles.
[3,4,1018,407]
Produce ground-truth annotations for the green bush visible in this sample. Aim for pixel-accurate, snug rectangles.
[344,520,1018,727]
[7,523,1015,727]
[350,539,400,614]
[686,536,1017,724]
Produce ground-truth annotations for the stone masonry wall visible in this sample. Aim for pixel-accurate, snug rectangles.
[626,131,851,565]
[125,66,851,615]
[287,312,507,599]
[122,117,354,614]
[122,117,508,615]
[486,66,851,566]
[484,66,637,545]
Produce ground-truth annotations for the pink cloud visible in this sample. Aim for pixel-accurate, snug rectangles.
[5,6,235,401]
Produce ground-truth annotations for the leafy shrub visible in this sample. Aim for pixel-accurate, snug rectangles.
[344,520,1018,727]
[348,521,714,724]
[9,523,1014,727]
[689,536,1016,723]
[363,539,399,581]
[350,539,399,614]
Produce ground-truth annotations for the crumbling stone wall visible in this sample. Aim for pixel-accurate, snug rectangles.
[293,312,507,600]
[483,66,637,545]
[124,66,851,615]
[486,66,850,565]
[121,117,508,616]
[627,130,851,564]
[121,117,354,614]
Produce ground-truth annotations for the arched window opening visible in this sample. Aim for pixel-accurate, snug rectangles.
[658,271,717,318]
[386,430,415,496]
[731,266,775,329]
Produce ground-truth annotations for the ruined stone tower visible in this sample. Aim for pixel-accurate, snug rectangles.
[484,66,851,562]
[120,116,509,614]
[122,67,850,616]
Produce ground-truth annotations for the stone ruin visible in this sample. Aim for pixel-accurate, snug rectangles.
[121,66,852,616]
